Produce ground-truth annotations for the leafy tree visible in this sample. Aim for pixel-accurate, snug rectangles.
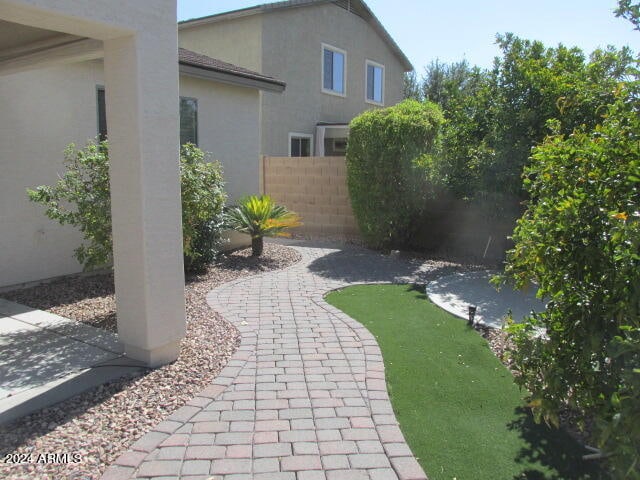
[402,71,422,100]
[421,60,493,200]
[503,81,640,478]
[488,34,634,200]
[616,0,640,30]
[422,59,483,112]
[28,141,226,272]
[346,100,444,249]
[419,36,635,222]
[225,195,301,256]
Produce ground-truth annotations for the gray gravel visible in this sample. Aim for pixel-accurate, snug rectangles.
[0,243,301,480]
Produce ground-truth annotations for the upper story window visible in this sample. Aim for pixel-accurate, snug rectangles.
[366,60,384,105]
[322,43,346,96]
[180,97,198,146]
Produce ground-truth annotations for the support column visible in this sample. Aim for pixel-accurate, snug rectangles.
[103,25,185,367]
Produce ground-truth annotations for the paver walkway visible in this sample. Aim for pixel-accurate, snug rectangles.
[103,243,448,480]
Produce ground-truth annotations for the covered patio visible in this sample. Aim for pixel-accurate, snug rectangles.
[0,0,186,374]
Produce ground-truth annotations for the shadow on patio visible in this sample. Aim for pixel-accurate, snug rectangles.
[0,300,144,431]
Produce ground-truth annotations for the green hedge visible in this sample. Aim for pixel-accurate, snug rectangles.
[346,100,444,249]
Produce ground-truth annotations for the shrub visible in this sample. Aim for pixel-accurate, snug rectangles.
[28,140,226,273]
[28,140,112,270]
[225,195,301,256]
[180,143,226,271]
[502,83,640,478]
[346,100,444,249]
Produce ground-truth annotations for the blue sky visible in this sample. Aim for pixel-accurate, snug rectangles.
[178,0,638,72]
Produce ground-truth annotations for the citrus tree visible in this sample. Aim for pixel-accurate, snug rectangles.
[503,81,640,478]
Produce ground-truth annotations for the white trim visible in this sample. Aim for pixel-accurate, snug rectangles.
[365,59,385,106]
[315,127,326,157]
[288,132,314,157]
[321,42,347,98]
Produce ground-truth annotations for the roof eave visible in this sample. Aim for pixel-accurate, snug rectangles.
[354,1,413,71]
[179,62,286,93]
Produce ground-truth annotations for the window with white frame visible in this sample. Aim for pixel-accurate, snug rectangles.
[322,43,346,96]
[289,133,313,157]
[366,60,384,104]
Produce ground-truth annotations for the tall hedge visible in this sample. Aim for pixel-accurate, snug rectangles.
[346,100,444,249]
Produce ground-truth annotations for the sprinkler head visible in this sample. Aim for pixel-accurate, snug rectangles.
[468,305,477,325]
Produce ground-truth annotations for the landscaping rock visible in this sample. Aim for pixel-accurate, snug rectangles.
[0,244,301,480]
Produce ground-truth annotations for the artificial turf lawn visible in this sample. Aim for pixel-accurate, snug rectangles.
[325,284,604,480]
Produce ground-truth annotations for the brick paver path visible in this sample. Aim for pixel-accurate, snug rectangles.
[103,243,446,480]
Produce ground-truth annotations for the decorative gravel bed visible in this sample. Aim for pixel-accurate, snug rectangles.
[0,243,301,480]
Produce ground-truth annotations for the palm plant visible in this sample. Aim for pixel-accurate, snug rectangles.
[225,195,302,256]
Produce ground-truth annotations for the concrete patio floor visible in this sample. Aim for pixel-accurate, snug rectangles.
[426,270,546,328]
[0,298,143,425]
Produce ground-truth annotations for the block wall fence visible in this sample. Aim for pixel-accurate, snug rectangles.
[260,156,359,238]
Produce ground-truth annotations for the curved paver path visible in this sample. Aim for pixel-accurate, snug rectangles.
[103,243,451,480]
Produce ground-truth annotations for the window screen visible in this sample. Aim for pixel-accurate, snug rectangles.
[366,63,384,103]
[323,47,345,94]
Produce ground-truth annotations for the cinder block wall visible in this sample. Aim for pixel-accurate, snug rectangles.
[261,156,359,237]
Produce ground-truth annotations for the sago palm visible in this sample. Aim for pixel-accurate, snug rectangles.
[225,195,302,256]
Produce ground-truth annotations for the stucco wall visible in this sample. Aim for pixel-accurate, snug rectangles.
[0,63,261,287]
[178,15,263,72]
[262,156,359,237]
[0,0,173,40]
[177,3,408,157]
[0,62,102,287]
[260,3,407,156]
[180,75,261,201]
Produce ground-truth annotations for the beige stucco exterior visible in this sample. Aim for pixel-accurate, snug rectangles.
[179,1,410,156]
[1,0,186,366]
[180,75,262,201]
[0,62,263,289]
[0,0,409,366]
[179,15,263,72]
[0,62,102,287]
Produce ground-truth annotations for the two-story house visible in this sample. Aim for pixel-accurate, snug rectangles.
[179,0,413,157]
[0,0,412,289]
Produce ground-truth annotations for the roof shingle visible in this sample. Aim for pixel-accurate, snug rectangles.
[178,48,285,88]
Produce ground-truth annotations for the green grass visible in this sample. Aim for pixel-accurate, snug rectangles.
[325,284,604,480]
